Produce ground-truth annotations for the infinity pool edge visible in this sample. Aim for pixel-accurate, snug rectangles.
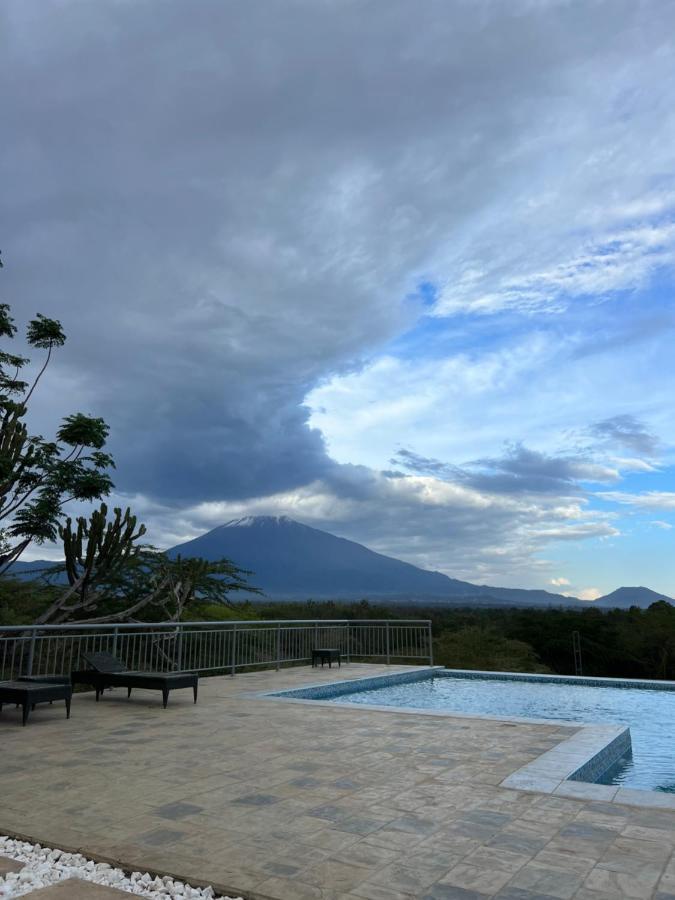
[263,665,675,812]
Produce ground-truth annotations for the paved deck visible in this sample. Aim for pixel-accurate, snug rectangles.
[2,664,675,900]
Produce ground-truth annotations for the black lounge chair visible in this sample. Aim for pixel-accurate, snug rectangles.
[0,680,72,726]
[71,652,198,708]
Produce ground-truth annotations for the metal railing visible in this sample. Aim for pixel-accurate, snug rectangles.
[0,619,433,680]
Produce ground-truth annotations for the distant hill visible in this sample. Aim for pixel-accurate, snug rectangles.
[594,586,674,609]
[11,516,673,610]
[7,560,65,581]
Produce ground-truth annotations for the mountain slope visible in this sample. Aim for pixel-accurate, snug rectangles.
[167,515,578,605]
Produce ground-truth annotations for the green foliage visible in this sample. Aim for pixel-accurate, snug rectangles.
[0,575,61,625]
[26,313,66,350]
[434,625,550,673]
[0,272,116,573]
[253,598,675,680]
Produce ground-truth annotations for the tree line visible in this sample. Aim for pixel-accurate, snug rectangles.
[255,597,675,681]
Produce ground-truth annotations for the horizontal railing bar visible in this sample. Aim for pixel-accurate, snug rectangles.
[0,618,431,633]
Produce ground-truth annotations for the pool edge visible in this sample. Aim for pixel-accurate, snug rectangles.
[262,666,675,811]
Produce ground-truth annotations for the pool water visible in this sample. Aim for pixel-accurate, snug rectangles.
[328,674,675,792]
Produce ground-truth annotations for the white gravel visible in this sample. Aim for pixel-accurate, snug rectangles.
[0,837,243,900]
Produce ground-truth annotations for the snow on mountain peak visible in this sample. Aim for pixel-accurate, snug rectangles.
[222,515,293,528]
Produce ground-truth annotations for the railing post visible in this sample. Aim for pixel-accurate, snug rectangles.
[176,625,184,672]
[231,623,237,676]
[427,621,434,666]
[26,628,37,676]
[112,626,119,659]
[345,623,350,664]
[276,623,281,671]
[385,621,391,665]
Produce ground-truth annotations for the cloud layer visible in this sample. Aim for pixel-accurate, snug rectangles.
[4,1,675,591]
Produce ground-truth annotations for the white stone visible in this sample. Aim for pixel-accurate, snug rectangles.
[0,835,243,900]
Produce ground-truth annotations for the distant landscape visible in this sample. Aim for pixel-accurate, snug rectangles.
[13,514,673,610]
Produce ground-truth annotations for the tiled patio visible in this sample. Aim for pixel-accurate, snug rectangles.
[2,663,675,900]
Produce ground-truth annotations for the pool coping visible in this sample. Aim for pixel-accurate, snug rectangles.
[261,665,675,811]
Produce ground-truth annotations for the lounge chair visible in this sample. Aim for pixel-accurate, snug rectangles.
[71,652,198,708]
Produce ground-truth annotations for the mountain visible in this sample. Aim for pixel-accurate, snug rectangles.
[167,515,581,606]
[594,586,674,609]
[11,517,673,609]
[7,559,66,580]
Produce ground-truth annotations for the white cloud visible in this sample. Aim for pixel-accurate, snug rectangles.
[612,457,659,474]
[579,587,603,602]
[597,491,675,510]
[651,520,673,530]
[551,577,570,587]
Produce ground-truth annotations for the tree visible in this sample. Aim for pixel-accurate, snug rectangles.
[434,625,550,673]
[0,288,115,572]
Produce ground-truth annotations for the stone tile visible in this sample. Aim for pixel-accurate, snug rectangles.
[255,875,325,899]
[332,841,399,869]
[423,883,491,899]
[152,801,203,819]
[232,792,281,806]
[133,827,186,846]
[336,816,388,835]
[531,849,596,877]
[300,858,375,894]
[505,861,585,899]
[368,860,451,893]
[352,881,416,900]
[584,864,661,899]
[386,814,439,836]
[437,862,514,894]
[494,889,561,900]
[0,855,24,876]
[23,880,134,898]
[486,830,549,856]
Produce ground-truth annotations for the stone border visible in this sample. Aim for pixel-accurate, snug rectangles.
[264,664,445,700]
[263,666,675,811]
[437,667,675,692]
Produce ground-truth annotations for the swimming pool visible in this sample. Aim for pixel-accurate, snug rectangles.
[282,670,675,793]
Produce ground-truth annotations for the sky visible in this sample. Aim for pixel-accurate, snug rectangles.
[3,0,675,599]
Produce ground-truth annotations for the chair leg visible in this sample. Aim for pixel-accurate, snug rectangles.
[65,696,71,720]
[95,688,101,702]
[22,701,30,726]
[193,683,198,704]
[127,687,132,698]
[162,687,169,709]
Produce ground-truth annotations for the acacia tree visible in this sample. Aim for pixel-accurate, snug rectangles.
[54,547,260,625]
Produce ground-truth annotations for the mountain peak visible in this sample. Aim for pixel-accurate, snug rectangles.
[222,515,295,529]
[595,586,673,608]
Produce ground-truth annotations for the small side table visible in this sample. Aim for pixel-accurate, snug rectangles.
[312,648,341,669]
[0,681,72,726]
